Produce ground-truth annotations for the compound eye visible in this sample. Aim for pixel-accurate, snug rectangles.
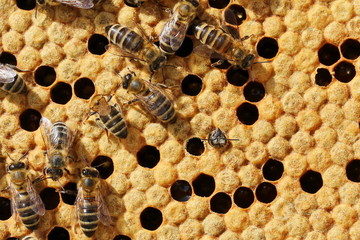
[8,164,15,171]
[18,162,25,168]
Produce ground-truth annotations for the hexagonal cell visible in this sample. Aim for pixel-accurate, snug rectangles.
[40,187,60,210]
[185,137,205,156]
[170,180,192,202]
[87,34,109,55]
[74,77,95,99]
[340,39,360,60]
[346,159,360,182]
[208,0,230,9]
[244,81,265,102]
[16,0,35,10]
[60,182,77,205]
[315,68,332,87]
[140,207,163,231]
[48,227,70,240]
[91,155,114,179]
[192,173,215,197]
[175,37,193,57]
[256,37,279,59]
[318,43,340,66]
[181,74,203,96]
[300,170,323,194]
[34,65,56,87]
[137,145,160,168]
[0,52,17,65]
[19,108,41,132]
[224,4,246,25]
[0,197,11,220]
[255,182,277,203]
[233,187,254,208]
[236,102,259,125]
[50,82,72,104]
[114,235,131,240]
[262,159,284,181]
[226,66,248,86]
[210,192,232,214]
[334,61,356,83]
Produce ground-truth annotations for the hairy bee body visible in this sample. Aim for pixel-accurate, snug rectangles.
[106,24,167,72]
[0,63,27,94]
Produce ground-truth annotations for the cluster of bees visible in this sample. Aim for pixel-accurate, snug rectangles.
[0,0,260,238]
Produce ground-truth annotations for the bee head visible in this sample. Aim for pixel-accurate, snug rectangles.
[8,162,25,172]
[122,74,133,89]
[149,55,167,72]
[241,54,255,69]
[46,168,63,180]
[36,0,45,4]
[81,167,99,178]
[208,128,228,149]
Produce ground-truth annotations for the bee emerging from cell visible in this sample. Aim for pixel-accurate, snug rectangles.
[202,128,239,149]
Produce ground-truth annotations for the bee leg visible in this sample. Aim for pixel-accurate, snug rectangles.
[64,168,78,177]
[125,98,140,105]
[210,59,225,67]
[240,34,254,41]
[5,64,31,73]
[1,186,10,192]
[32,174,45,185]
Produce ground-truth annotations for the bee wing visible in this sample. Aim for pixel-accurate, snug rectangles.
[56,0,94,9]
[221,24,240,40]
[40,117,53,152]
[160,16,188,52]
[97,190,112,226]
[0,63,16,83]
[169,21,188,52]
[26,178,45,216]
[9,185,19,220]
[75,186,84,220]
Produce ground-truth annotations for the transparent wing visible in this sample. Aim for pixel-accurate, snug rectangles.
[97,189,112,226]
[9,184,19,220]
[0,63,16,83]
[26,178,45,216]
[193,45,219,58]
[221,24,240,40]
[75,186,84,221]
[50,122,73,152]
[160,15,188,52]
[56,0,94,8]
[40,117,53,153]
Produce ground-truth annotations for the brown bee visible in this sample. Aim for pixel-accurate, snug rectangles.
[0,63,28,94]
[203,128,238,149]
[36,0,101,8]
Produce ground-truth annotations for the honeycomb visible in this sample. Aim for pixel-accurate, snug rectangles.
[0,0,360,239]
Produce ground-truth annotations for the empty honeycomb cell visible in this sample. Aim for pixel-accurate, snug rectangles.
[140,207,163,231]
[208,0,229,9]
[175,37,193,57]
[262,16,285,38]
[185,137,205,156]
[346,160,360,182]
[255,182,277,204]
[40,187,60,210]
[210,192,231,214]
[300,170,323,194]
[315,68,332,86]
[16,0,35,10]
[91,155,114,179]
[262,159,284,181]
[87,34,109,55]
[135,145,160,169]
[48,227,70,240]
[19,108,41,132]
[192,173,215,197]
[2,30,24,53]
[202,214,226,236]
[334,61,356,83]
[236,102,259,125]
[0,52,17,65]
[224,4,246,25]
[244,81,265,102]
[114,235,131,240]
[318,43,340,66]
[256,37,279,59]
[50,82,72,104]
[60,182,77,205]
[74,77,95,100]
[0,197,11,220]
[340,38,360,60]
[226,66,249,86]
[34,65,56,87]
[170,180,192,202]
[181,74,202,96]
[233,187,254,208]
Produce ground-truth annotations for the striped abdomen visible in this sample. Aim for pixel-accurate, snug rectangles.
[106,24,144,54]
[99,106,127,138]
[194,23,233,54]
[78,197,99,237]
[15,191,40,230]
[50,122,70,150]
[0,75,27,94]
[159,20,187,55]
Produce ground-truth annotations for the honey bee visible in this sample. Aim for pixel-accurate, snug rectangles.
[36,0,101,9]
[159,0,199,55]
[0,63,28,94]
[121,72,176,123]
[75,167,112,237]
[6,153,45,230]
[204,128,238,149]
[105,24,167,73]
[89,95,128,139]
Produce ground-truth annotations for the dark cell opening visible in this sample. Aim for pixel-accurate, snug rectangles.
[210,53,231,69]
[243,81,265,102]
[181,74,202,96]
[315,68,332,87]
[91,155,114,179]
[19,109,41,132]
[175,37,193,57]
[140,207,163,231]
[334,61,356,83]
[40,188,60,210]
[88,34,109,55]
[318,43,340,66]
[48,227,70,240]
[224,4,246,25]
[210,192,232,214]
[6,238,19,240]
[74,78,95,99]
[137,145,160,168]
[300,170,323,194]
[0,197,11,220]
[170,180,192,202]
[256,37,279,59]
[114,235,131,240]
[262,159,284,181]
[255,182,277,203]
[34,66,56,87]
[208,0,230,9]
[346,159,360,182]
[61,182,77,205]
[124,0,143,7]
[233,187,254,208]
[226,66,249,86]
[186,137,205,156]
[236,102,259,125]
[340,39,360,60]
[16,0,36,10]
[0,52,17,66]
[50,82,72,105]
[192,173,215,197]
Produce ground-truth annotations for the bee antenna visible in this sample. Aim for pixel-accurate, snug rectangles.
[57,179,66,192]
[5,152,14,162]
[18,151,29,161]
[91,162,108,168]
